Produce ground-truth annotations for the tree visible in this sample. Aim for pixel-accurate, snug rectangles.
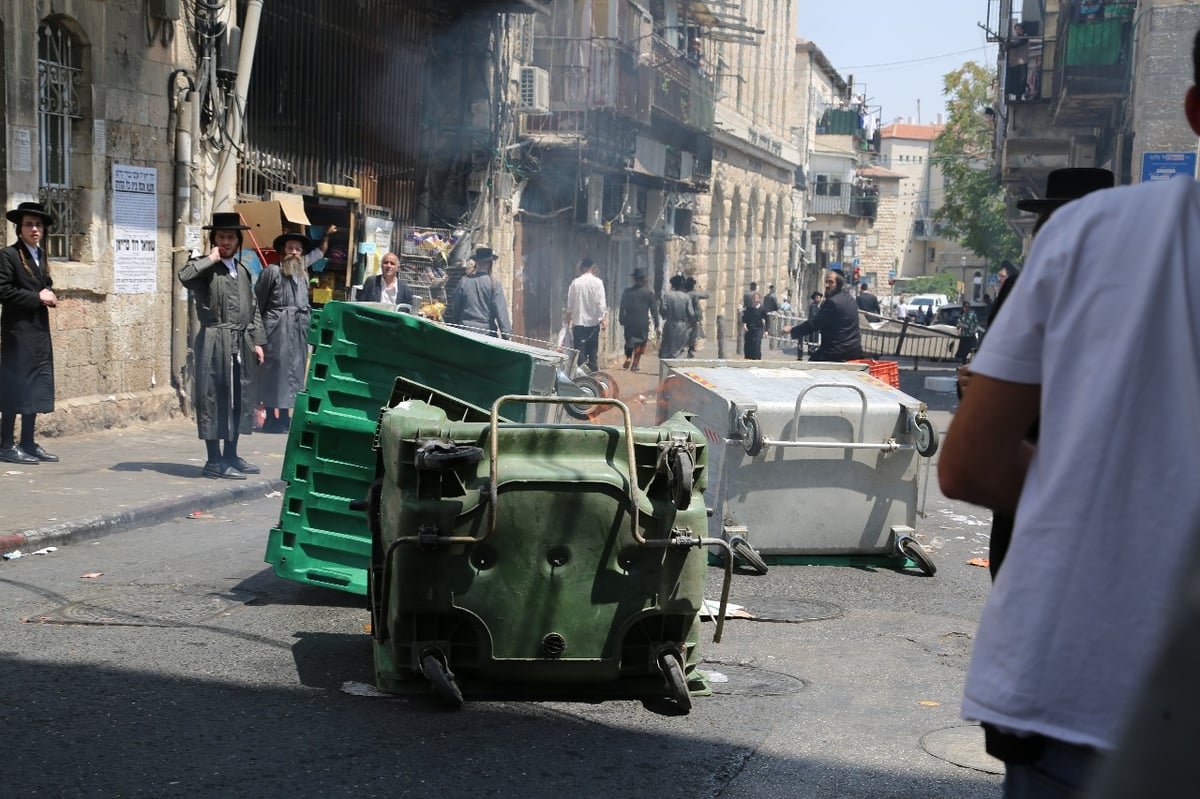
[933,63,1021,269]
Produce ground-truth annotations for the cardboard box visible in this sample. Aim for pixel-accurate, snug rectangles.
[235,195,311,249]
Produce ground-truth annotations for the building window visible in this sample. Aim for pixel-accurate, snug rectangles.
[815,175,843,196]
[38,19,82,259]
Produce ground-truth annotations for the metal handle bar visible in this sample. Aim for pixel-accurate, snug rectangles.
[791,381,868,444]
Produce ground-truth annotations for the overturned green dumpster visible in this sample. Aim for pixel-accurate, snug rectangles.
[365,392,726,711]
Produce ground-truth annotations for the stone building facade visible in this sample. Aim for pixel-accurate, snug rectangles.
[2,0,192,435]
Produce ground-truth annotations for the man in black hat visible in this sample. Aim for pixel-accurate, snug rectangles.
[785,269,863,362]
[617,267,658,371]
[0,201,59,464]
[254,232,319,434]
[446,246,511,338]
[179,212,266,479]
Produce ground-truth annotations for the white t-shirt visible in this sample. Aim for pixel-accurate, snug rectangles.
[963,175,1200,750]
[567,270,607,327]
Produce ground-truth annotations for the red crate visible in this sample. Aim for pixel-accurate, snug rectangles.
[847,359,900,389]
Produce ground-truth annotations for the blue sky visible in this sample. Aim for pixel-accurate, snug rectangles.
[796,1,998,124]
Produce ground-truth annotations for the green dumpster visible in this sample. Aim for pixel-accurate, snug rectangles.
[265,302,570,595]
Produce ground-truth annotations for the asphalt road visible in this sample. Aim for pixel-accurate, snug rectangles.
[0,486,1003,798]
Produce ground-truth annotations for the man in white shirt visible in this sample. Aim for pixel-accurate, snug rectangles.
[938,28,1200,795]
[565,256,607,372]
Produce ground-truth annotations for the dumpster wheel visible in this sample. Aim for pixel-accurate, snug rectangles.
[658,651,692,713]
[564,374,605,420]
[421,652,464,709]
[898,536,937,577]
[669,448,694,511]
[729,535,769,575]
[913,416,939,457]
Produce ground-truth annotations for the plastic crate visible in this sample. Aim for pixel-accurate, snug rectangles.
[847,359,900,389]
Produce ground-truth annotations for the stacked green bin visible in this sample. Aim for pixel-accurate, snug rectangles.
[264,302,567,595]
[367,397,713,709]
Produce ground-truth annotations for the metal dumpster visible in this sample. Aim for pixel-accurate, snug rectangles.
[656,359,939,575]
[264,301,577,596]
[366,393,732,711]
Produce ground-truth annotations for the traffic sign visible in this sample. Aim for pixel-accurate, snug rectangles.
[888,269,895,279]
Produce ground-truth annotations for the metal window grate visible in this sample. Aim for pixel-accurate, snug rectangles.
[37,20,81,259]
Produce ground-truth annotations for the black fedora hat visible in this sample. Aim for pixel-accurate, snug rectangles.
[472,246,497,263]
[6,201,55,230]
[202,211,250,231]
[1017,168,1114,213]
[631,267,646,280]
[272,232,316,254]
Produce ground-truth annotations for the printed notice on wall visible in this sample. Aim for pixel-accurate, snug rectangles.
[12,129,31,173]
[112,164,158,294]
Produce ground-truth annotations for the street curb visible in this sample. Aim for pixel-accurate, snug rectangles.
[0,477,285,557]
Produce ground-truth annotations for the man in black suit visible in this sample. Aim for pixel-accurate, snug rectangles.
[0,201,60,465]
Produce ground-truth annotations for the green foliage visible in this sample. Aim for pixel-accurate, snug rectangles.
[900,273,959,296]
[932,62,1022,267]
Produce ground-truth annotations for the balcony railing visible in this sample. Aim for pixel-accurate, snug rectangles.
[1052,2,1134,122]
[809,185,876,220]
[650,36,714,134]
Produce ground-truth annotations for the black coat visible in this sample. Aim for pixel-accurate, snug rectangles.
[857,291,881,314]
[618,283,659,346]
[0,242,55,414]
[790,288,863,362]
[358,273,414,307]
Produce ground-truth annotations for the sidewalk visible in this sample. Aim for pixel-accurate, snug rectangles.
[0,330,959,558]
[0,417,288,557]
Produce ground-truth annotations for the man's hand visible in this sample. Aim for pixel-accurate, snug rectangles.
[208,245,221,262]
[39,288,57,307]
[254,345,265,365]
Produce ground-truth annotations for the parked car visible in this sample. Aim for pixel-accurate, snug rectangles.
[934,301,989,329]
[906,293,950,322]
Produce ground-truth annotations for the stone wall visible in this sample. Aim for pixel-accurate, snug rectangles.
[4,0,191,436]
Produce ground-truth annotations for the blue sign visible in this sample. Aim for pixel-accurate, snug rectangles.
[852,258,860,266]
[888,269,896,279]
[1141,151,1197,182]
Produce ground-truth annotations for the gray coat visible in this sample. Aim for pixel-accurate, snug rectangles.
[658,288,696,359]
[254,264,310,409]
[180,254,266,439]
[0,242,55,414]
[447,270,511,338]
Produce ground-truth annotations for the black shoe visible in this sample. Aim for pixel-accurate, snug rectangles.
[224,456,261,475]
[26,444,59,462]
[202,460,246,480]
[0,446,39,465]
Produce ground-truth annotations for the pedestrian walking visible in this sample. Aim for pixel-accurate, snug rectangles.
[742,292,768,360]
[618,267,659,371]
[446,246,511,339]
[684,275,707,357]
[954,299,979,363]
[179,212,266,480]
[658,273,696,360]
[937,32,1200,794]
[785,270,863,362]
[566,256,606,371]
[255,232,315,433]
[856,282,881,315]
[0,201,59,465]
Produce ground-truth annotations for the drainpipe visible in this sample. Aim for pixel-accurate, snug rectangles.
[169,70,197,412]
[213,0,264,211]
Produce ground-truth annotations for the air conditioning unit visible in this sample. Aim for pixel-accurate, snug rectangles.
[518,66,550,114]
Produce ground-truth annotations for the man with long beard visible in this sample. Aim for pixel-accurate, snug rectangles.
[255,232,316,433]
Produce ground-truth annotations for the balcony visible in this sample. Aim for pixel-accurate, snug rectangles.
[520,38,652,136]
[650,36,714,134]
[809,184,877,221]
[1052,5,1133,126]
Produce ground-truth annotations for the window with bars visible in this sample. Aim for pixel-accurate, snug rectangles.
[37,19,82,259]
